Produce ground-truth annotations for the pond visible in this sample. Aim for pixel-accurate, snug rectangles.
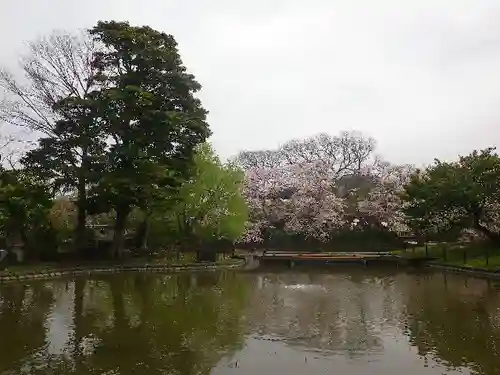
[0,268,499,375]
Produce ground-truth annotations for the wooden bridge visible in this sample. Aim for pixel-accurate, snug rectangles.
[258,250,434,267]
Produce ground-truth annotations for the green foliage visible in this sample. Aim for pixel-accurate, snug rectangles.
[16,21,213,258]
[21,96,109,254]
[402,148,500,241]
[0,168,54,257]
[22,96,107,194]
[1,21,218,260]
[149,144,249,248]
[88,21,210,210]
[82,21,211,256]
[0,169,51,230]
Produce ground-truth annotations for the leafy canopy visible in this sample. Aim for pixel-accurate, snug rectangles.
[150,144,248,246]
[0,167,53,250]
[88,21,211,212]
[402,147,500,240]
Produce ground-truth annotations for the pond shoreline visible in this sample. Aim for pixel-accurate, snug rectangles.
[428,262,500,279]
[0,259,245,284]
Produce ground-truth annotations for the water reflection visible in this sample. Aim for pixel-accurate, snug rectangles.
[0,272,249,374]
[0,269,499,374]
[404,273,500,375]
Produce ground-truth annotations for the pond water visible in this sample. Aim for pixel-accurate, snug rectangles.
[1,267,500,375]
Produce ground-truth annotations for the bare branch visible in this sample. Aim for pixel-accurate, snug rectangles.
[0,29,97,137]
[237,131,376,181]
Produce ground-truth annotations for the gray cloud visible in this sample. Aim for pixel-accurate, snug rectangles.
[1,0,500,166]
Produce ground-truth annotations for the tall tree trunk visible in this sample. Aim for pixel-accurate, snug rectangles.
[134,212,151,251]
[176,210,188,262]
[112,205,130,259]
[6,218,25,263]
[75,176,87,256]
[76,152,90,256]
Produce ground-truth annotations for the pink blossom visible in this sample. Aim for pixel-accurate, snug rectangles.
[235,132,414,243]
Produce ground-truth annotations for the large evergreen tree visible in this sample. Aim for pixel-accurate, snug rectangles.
[88,21,210,257]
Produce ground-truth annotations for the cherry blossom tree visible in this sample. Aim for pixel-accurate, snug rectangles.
[239,166,293,243]
[356,163,415,234]
[236,131,414,245]
[240,160,346,243]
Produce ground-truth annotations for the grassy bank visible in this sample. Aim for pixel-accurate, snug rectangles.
[393,242,500,270]
[0,253,239,277]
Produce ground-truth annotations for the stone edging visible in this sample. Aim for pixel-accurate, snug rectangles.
[428,263,500,279]
[0,260,245,284]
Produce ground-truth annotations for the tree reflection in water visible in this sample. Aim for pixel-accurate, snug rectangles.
[0,272,250,375]
[0,283,55,374]
[0,269,500,375]
[404,273,500,375]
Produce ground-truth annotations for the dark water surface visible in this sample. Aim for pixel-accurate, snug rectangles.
[1,268,500,375]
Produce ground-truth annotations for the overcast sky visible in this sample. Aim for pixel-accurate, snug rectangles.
[2,0,500,166]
